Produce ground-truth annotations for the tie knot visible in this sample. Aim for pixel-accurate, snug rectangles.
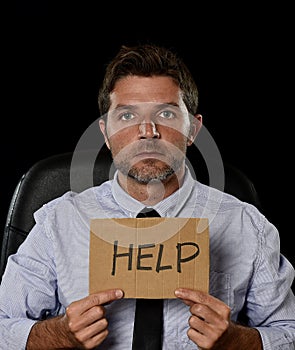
[136,208,160,218]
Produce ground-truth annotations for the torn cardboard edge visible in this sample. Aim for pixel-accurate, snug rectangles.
[89,217,209,299]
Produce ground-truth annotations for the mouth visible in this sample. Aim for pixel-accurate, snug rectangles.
[137,151,163,156]
[134,151,165,160]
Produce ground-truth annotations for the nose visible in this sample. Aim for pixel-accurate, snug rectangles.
[138,120,160,139]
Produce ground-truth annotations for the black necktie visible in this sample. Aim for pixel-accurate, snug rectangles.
[132,208,163,350]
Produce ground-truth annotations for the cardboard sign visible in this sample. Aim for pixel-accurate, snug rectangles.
[89,217,209,299]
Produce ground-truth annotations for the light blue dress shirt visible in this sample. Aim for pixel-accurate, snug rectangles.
[0,168,294,349]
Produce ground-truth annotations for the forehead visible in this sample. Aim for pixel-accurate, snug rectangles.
[109,76,182,108]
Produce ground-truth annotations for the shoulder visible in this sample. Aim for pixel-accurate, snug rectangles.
[33,180,113,225]
[194,180,267,233]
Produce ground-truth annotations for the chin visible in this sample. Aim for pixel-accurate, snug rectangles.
[127,164,176,184]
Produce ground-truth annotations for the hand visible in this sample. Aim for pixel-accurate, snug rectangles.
[63,289,124,349]
[175,288,231,349]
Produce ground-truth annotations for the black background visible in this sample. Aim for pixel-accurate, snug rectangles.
[2,7,294,270]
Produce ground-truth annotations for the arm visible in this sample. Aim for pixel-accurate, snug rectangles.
[0,217,122,350]
[26,289,124,350]
[175,288,262,350]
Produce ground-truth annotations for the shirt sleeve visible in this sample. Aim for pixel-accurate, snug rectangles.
[0,222,61,350]
[246,219,295,349]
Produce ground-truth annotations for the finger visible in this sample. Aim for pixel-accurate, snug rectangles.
[190,303,228,327]
[87,329,109,348]
[189,314,211,334]
[87,289,124,308]
[86,329,109,349]
[187,327,215,350]
[176,297,194,307]
[68,289,124,315]
[74,317,109,344]
[175,288,219,306]
[189,304,229,337]
[187,315,228,349]
[175,288,228,311]
[175,288,231,321]
[68,305,106,332]
[76,328,109,349]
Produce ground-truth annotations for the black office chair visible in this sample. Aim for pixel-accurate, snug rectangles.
[0,144,263,280]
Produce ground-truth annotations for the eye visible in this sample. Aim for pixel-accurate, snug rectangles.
[120,112,135,121]
[159,110,175,119]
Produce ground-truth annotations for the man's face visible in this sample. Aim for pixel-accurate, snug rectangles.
[99,76,201,184]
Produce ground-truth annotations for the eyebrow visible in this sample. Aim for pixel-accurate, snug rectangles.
[112,104,138,111]
[112,102,180,111]
[157,102,180,108]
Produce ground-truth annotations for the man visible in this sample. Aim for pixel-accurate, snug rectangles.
[0,44,294,349]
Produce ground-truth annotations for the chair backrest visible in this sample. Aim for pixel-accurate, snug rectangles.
[0,145,262,280]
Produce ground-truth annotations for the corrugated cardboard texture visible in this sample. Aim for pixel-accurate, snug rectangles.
[89,217,209,298]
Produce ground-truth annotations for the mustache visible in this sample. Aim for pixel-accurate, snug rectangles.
[132,140,166,154]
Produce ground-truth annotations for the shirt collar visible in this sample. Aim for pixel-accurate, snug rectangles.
[111,166,196,218]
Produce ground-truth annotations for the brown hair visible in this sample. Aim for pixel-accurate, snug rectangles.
[98,44,199,117]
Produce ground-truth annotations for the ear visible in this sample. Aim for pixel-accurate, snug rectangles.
[99,118,110,149]
[187,114,202,146]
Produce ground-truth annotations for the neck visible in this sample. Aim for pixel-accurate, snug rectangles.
[117,166,185,206]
